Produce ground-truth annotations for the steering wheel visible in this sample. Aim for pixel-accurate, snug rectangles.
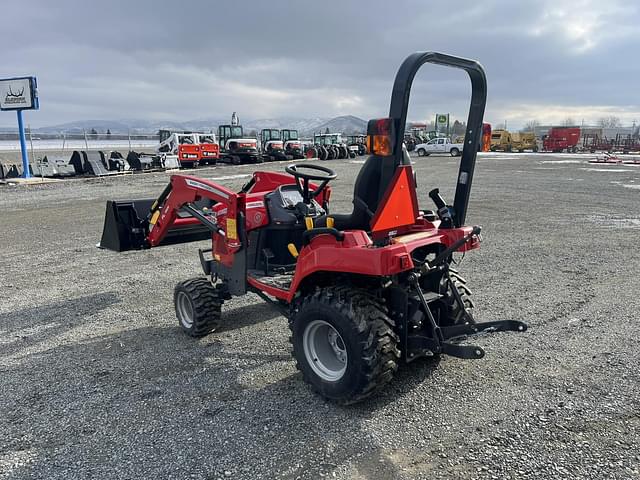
[285,163,337,204]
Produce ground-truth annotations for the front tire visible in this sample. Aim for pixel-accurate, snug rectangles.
[174,278,223,337]
[290,287,400,404]
[417,148,427,157]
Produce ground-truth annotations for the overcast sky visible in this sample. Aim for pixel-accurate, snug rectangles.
[1,0,638,129]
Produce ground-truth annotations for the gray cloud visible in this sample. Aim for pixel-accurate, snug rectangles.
[1,0,638,129]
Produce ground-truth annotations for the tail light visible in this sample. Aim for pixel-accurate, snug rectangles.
[366,118,396,156]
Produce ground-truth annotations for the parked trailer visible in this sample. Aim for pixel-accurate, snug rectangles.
[542,127,580,153]
[490,129,512,152]
[582,133,614,153]
[511,132,538,152]
[614,134,640,154]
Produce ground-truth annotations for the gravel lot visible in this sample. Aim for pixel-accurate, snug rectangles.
[1,153,639,479]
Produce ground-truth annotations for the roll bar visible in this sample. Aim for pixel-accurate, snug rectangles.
[388,52,487,227]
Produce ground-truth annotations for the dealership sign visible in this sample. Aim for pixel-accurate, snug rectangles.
[1,76,39,178]
[436,113,449,126]
[0,77,39,111]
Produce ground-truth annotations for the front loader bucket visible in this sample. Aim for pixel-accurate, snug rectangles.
[99,198,213,252]
[99,199,153,251]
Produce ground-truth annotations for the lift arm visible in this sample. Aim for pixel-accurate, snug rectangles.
[146,175,240,248]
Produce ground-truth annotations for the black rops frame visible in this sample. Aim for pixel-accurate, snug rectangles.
[388,51,487,227]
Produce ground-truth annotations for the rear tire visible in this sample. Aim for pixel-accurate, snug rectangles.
[290,287,400,404]
[439,270,474,326]
[174,278,223,337]
[306,147,317,159]
[450,147,460,157]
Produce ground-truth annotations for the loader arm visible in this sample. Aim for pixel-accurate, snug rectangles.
[147,175,241,250]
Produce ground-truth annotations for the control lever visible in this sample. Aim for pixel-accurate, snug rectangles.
[428,188,453,228]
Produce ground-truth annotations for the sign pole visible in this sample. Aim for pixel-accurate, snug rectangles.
[16,109,31,178]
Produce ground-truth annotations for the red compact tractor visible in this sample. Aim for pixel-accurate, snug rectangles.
[100,52,526,404]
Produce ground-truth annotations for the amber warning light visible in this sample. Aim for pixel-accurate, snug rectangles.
[366,118,396,156]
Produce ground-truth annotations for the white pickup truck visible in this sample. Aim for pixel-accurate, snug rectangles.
[414,137,463,157]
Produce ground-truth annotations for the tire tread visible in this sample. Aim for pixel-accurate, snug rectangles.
[174,278,223,337]
[289,286,400,404]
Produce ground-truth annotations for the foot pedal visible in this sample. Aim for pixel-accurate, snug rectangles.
[262,248,275,275]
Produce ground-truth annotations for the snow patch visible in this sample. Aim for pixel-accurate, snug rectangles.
[540,160,584,164]
[584,168,633,173]
[588,214,640,228]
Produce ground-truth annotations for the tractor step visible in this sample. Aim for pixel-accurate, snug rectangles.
[248,270,293,290]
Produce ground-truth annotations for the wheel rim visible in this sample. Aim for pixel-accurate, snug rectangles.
[303,320,347,382]
[176,291,194,329]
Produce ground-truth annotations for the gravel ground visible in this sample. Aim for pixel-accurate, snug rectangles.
[1,152,639,479]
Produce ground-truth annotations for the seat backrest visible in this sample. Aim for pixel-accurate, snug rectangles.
[349,143,415,227]
[353,155,382,214]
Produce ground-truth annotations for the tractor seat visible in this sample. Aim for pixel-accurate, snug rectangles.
[315,154,383,231]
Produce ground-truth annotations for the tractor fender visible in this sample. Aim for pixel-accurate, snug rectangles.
[286,227,478,302]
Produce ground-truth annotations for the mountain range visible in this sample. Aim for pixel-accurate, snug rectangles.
[28,115,368,137]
